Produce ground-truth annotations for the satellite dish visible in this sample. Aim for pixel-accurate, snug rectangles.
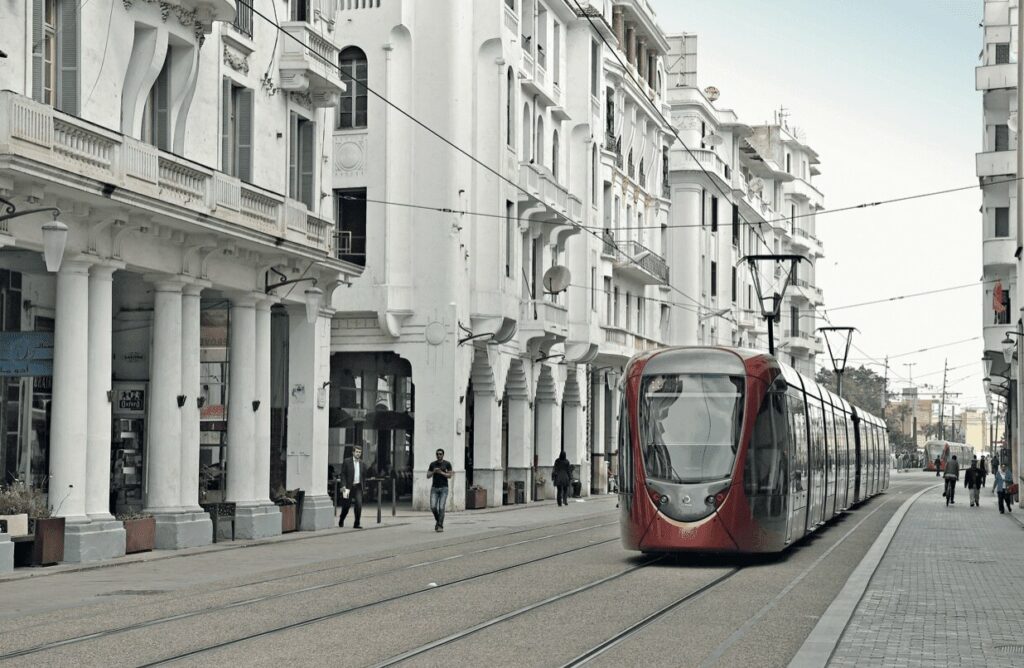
[704,133,724,147]
[490,317,518,345]
[542,265,571,294]
[704,86,720,101]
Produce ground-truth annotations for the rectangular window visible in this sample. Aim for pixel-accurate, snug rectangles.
[335,188,367,267]
[660,305,670,342]
[710,261,717,298]
[613,286,620,327]
[42,0,57,106]
[605,277,613,325]
[995,124,1010,151]
[34,0,79,115]
[995,207,1010,238]
[731,266,737,303]
[997,43,1011,64]
[711,196,719,232]
[790,305,799,337]
[637,297,645,335]
[700,190,706,226]
[591,267,597,312]
[506,200,515,278]
[626,293,633,331]
[289,112,316,208]
[552,21,561,85]
[290,0,310,22]
[142,54,172,150]
[732,205,740,246]
[222,79,253,182]
[232,0,253,37]
[590,40,600,98]
[338,49,368,129]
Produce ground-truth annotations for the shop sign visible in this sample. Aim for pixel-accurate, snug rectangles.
[0,332,54,376]
[116,389,145,413]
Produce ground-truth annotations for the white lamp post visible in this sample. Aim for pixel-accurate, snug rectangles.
[304,286,323,324]
[0,197,67,273]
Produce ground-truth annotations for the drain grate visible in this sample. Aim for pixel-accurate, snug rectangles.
[995,645,1024,655]
[100,589,168,596]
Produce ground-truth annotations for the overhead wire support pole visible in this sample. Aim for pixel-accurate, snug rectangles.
[1017,1,1024,499]
[939,359,948,441]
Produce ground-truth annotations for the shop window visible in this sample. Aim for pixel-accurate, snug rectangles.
[335,188,367,266]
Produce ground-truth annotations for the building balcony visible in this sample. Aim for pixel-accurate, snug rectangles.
[789,278,824,305]
[781,332,821,355]
[503,4,519,35]
[519,299,569,347]
[977,150,1016,178]
[518,162,581,223]
[278,22,345,106]
[984,323,1014,370]
[790,228,824,258]
[783,178,824,209]
[0,91,337,257]
[976,63,1016,91]
[984,236,1017,271]
[735,308,757,331]
[610,239,669,285]
[670,148,730,191]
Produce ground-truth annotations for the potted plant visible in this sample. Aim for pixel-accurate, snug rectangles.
[273,487,298,533]
[0,480,33,537]
[466,485,487,509]
[534,473,546,502]
[1,480,64,566]
[117,510,155,554]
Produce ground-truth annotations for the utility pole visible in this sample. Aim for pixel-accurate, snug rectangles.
[882,355,889,411]
[1015,0,1023,504]
[939,359,948,441]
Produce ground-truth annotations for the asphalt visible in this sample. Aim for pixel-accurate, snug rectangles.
[0,474,941,667]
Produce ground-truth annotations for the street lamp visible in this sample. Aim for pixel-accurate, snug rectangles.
[818,326,857,397]
[265,268,323,325]
[0,196,68,272]
[1001,331,1020,365]
[739,254,806,355]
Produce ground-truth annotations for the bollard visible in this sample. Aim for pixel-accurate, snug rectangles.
[376,479,383,524]
[391,476,397,517]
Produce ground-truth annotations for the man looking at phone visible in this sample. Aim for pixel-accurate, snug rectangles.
[427,449,454,532]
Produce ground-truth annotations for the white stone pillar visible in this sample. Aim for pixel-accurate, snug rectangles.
[227,295,280,538]
[563,401,585,498]
[179,284,203,511]
[50,260,91,522]
[535,397,560,500]
[669,185,702,346]
[286,307,334,530]
[590,373,607,494]
[145,278,184,513]
[505,395,532,500]
[86,265,116,520]
[254,298,273,504]
[473,388,503,507]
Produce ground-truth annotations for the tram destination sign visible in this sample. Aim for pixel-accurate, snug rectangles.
[0,332,54,376]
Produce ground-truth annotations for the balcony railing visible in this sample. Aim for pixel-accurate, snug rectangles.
[0,91,334,255]
[231,1,253,37]
[278,22,344,105]
[670,148,729,186]
[504,5,519,34]
[612,238,669,285]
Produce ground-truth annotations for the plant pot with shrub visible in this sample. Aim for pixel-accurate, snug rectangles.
[273,487,299,533]
[1,480,64,566]
[117,511,156,554]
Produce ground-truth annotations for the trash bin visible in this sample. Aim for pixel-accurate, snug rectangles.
[514,480,526,504]
[572,479,582,498]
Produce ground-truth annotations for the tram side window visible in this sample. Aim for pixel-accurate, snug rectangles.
[744,387,788,497]
[787,392,807,493]
[617,387,632,493]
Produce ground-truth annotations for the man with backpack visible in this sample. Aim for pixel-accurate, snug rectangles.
[964,459,982,507]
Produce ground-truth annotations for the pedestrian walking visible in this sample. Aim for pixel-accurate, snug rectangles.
[427,448,453,532]
[995,463,1014,515]
[943,455,960,506]
[934,456,942,477]
[338,445,365,528]
[964,460,982,507]
[553,451,573,507]
[980,456,988,489]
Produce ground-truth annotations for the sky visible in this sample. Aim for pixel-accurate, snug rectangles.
[653,0,986,412]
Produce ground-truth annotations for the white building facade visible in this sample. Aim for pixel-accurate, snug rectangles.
[0,0,360,562]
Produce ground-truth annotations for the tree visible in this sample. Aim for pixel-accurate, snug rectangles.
[814,365,886,416]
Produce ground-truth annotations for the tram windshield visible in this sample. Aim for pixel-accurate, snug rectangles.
[640,374,745,484]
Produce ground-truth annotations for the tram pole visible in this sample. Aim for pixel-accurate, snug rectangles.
[1016,7,1024,502]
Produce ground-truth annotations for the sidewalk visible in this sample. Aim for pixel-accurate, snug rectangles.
[826,476,1024,667]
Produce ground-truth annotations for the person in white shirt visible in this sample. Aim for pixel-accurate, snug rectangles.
[339,445,365,528]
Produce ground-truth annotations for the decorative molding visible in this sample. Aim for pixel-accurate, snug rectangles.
[121,0,207,45]
[223,46,250,75]
[289,91,314,109]
[334,134,367,177]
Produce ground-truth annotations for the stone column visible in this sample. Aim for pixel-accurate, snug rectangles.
[613,8,624,47]
[50,260,91,523]
[86,264,116,520]
[562,372,585,498]
[505,395,532,500]
[145,278,184,514]
[286,307,335,530]
[254,299,273,504]
[625,26,636,66]
[534,396,560,500]
[473,387,503,508]
[226,295,280,538]
[669,184,702,345]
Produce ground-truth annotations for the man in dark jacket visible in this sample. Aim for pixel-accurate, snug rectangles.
[552,452,573,507]
[964,460,983,507]
[944,455,960,506]
[339,445,365,528]
[935,456,942,477]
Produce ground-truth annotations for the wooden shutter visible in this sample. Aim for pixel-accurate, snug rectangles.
[237,88,253,183]
[59,0,80,115]
[31,0,44,102]
[299,119,315,209]
[288,112,298,199]
[221,79,231,174]
[155,60,170,150]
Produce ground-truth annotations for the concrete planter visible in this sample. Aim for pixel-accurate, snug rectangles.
[124,517,156,554]
[0,513,29,537]
[16,517,65,566]
[279,504,297,533]
[466,487,487,509]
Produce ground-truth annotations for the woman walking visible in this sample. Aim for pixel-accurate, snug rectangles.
[553,452,573,507]
[995,463,1014,515]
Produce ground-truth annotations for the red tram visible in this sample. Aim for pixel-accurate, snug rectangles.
[618,347,890,554]
[922,440,973,472]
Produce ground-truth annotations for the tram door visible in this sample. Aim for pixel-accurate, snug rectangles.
[806,394,825,528]
[786,390,808,543]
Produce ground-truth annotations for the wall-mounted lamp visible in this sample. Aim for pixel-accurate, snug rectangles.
[252,400,261,412]
[196,396,206,409]
[176,395,187,408]
[265,268,323,324]
[106,390,114,403]
[0,196,68,272]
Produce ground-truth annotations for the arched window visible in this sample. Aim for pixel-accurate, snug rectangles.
[338,47,368,129]
[552,130,559,179]
[506,68,515,147]
[535,115,545,166]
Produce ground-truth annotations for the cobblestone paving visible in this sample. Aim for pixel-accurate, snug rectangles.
[829,484,1024,667]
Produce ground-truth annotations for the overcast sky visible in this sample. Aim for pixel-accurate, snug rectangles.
[653,0,985,411]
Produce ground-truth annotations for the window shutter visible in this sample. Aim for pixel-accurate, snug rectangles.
[31,0,44,102]
[221,79,231,174]
[237,88,254,183]
[288,113,298,199]
[156,62,170,150]
[59,0,80,115]
[299,119,315,209]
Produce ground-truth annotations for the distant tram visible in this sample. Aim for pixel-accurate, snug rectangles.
[923,440,974,472]
[618,347,890,555]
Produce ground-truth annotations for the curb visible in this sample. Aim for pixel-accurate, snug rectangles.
[788,483,939,668]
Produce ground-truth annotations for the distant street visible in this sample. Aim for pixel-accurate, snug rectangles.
[0,475,939,667]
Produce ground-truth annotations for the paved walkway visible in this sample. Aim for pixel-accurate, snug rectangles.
[828,476,1024,667]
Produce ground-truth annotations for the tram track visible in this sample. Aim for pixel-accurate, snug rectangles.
[0,518,617,661]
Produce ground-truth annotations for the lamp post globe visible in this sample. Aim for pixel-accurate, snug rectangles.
[41,219,68,273]
[304,286,324,324]
[1002,334,1016,365]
